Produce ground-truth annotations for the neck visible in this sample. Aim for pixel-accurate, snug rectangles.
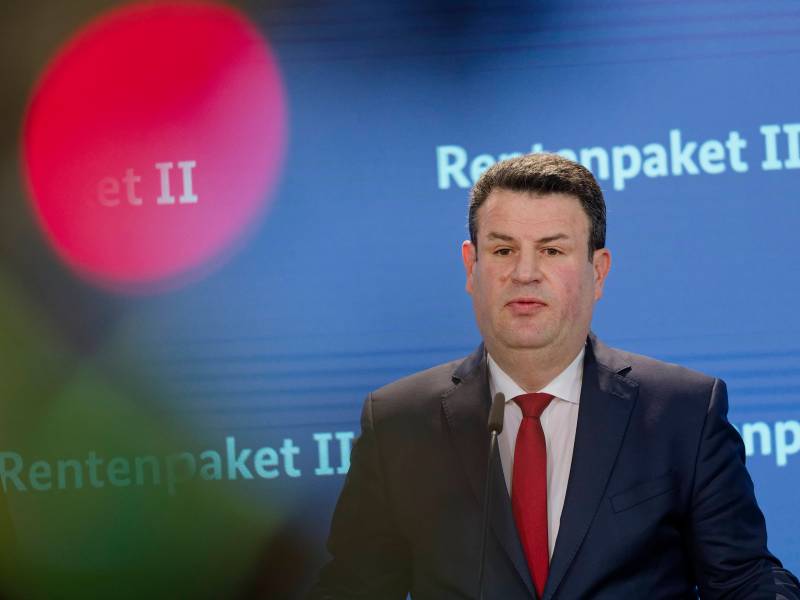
[487,339,584,392]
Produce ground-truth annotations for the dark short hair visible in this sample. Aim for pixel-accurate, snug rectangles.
[468,153,606,260]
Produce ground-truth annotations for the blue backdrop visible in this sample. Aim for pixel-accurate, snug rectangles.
[2,1,799,597]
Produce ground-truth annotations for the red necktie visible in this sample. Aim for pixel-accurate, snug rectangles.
[512,393,554,598]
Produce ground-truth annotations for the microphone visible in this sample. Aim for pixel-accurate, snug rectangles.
[487,392,505,436]
[478,392,506,599]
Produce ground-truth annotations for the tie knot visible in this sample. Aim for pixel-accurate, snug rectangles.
[513,393,554,418]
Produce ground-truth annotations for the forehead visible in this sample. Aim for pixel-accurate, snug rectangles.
[477,189,590,238]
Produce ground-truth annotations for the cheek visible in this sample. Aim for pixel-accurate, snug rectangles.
[554,265,595,313]
[472,265,495,300]
[476,276,496,310]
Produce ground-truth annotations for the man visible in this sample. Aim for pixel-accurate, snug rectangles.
[309,154,800,599]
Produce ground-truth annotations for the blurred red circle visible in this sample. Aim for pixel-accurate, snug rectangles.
[22,2,286,292]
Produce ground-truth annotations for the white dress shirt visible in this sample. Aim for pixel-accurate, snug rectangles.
[488,346,584,559]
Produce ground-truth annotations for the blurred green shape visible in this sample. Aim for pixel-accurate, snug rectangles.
[0,271,284,599]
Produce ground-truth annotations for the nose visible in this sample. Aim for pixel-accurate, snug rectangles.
[510,248,543,284]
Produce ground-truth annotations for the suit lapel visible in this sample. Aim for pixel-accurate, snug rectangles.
[543,335,638,600]
[441,345,536,598]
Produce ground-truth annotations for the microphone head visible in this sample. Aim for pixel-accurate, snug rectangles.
[488,392,505,434]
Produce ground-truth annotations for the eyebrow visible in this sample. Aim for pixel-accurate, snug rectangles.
[485,232,570,244]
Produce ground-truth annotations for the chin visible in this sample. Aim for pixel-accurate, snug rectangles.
[501,335,551,350]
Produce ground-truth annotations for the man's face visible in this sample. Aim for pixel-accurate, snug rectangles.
[462,189,611,359]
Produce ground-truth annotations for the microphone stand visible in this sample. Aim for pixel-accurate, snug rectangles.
[478,392,505,600]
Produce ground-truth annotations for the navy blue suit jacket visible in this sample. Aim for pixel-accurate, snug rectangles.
[309,335,799,599]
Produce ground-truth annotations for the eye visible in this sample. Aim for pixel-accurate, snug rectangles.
[493,247,513,256]
[543,247,562,257]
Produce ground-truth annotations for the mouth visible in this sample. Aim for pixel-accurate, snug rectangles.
[505,297,547,315]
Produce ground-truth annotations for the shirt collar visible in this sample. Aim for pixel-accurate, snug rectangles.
[487,345,585,405]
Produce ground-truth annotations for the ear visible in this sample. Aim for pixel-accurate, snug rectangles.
[592,248,611,301]
[462,240,477,295]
